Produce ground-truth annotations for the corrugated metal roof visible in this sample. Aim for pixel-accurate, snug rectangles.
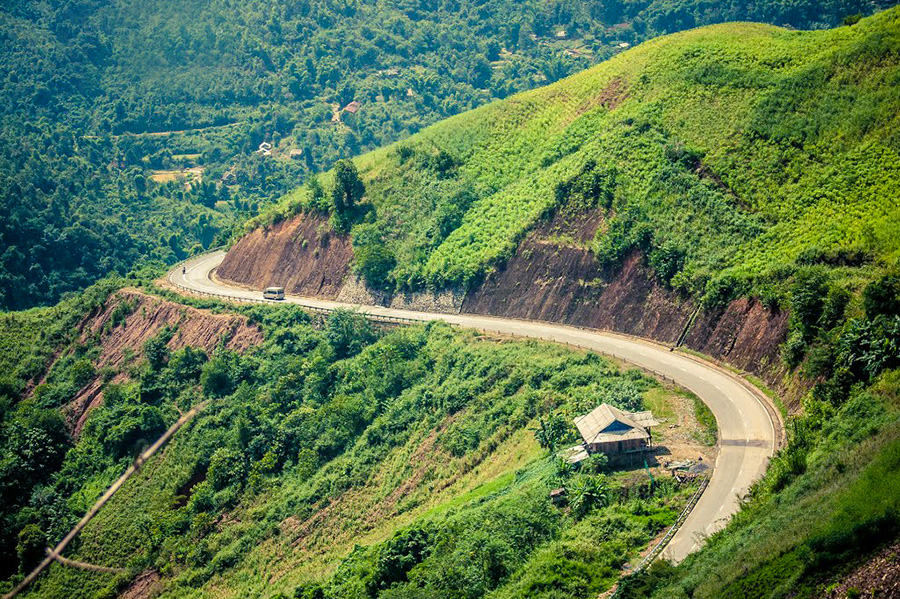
[573,404,660,445]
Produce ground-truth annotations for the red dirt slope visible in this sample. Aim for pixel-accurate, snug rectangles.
[217,213,353,298]
[62,289,263,435]
[461,208,791,399]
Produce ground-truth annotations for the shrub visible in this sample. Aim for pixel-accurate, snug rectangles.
[201,351,245,397]
[862,273,900,320]
[100,403,166,458]
[368,525,434,594]
[326,310,376,360]
[783,331,807,369]
[569,474,609,518]
[169,346,209,383]
[582,453,609,475]
[69,358,96,389]
[332,159,365,214]
[534,413,574,450]
[820,285,851,331]
[790,269,830,341]
[352,224,396,290]
[16,524,46,574]
[207,447,247,491]
[703,273,744,309]
[306,176,330,213]
[594,208,653,268]
[835,316,900,383]
[144,326,175,372]
[648,241,686,286]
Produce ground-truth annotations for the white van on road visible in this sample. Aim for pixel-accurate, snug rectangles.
[263,286,285,300]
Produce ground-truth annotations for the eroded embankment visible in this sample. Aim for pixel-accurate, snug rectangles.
[51,289,263,435]
[461,210,795,402]
[217,213,352,298]
[218,210,796,404]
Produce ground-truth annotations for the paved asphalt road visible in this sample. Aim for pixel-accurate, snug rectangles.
[169,251,777,563]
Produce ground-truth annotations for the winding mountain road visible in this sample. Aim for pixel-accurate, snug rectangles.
[169,251,778,563]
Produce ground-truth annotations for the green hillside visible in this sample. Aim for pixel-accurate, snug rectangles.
[2,0,894,309]
[271,7,900,302]
[3,5,900,599]
[234,12,900,596]
[0,287,710,599]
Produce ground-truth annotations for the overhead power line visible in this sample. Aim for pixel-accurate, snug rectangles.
[3,401,208,599]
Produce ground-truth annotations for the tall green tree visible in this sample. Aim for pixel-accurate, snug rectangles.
[331,160,365,214]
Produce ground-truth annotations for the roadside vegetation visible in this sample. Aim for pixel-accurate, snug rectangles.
[0,284,706,598]
[2,0,894,309]
[612,264,900,597]
[619,369,900,598]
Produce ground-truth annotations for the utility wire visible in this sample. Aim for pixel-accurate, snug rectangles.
[3,401,208,599]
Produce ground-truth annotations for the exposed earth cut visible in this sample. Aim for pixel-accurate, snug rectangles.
[35,289,263,435]
[217,211,794,404]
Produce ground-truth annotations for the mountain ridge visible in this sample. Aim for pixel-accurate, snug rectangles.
[225,9,900,406]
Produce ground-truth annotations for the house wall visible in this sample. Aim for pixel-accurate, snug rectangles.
[590,437,648,454]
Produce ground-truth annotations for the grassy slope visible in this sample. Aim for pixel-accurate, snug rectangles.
[10,293,711,599]
[622,370,900,599]
[267,8,899,297]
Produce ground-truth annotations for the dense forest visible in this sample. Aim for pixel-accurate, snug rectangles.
[1,0,896,309]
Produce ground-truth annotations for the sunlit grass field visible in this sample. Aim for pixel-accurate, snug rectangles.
[261,8,900,300]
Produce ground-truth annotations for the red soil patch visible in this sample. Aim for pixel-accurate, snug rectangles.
[462,217,791,402]
[217,212,353,298]
[686,298,790,379]
[118,569,161,599]
[80,289,262,368]
[61,289,263,435]
[463,243,694,345]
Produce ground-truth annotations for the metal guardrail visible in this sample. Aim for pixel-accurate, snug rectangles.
[607,476,709,599]
[165,254,693,386]
[166,277,425,326]
[167,274,682,384]
[637,476,709,570]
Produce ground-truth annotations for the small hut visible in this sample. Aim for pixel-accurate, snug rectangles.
[573,404,660,456]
